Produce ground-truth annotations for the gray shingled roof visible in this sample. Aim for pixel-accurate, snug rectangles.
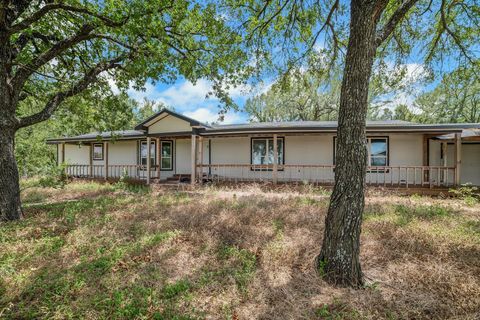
[209,120,412,130]
[47,130,145,143]
[437,129,480,140]
[48,116,480,143]
[205,120,480,132]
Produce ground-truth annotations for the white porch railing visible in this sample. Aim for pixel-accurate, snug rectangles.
[196,164,456,188]
[64,164,161,180]
[64,164,456,188]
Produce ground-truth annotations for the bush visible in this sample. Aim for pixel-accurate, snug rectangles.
[450,184,479,206]
[20,165,67,192]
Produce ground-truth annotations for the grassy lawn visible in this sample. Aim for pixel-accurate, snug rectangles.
[1,181,479,319]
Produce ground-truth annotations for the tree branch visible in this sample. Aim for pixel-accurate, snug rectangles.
[375,0,420,47]
[11,23,97,93]
[8,3,126,34]
[439,0,476,67]
[17,56,127,128]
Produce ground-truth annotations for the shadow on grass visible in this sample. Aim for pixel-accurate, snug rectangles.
[2,188,479,319]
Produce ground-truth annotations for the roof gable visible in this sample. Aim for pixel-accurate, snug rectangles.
[134,108,209,130]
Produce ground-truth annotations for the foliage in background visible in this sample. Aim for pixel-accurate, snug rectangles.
[14,90,163,176]
[414,67,480,123]
[244,59,431,122]
[244,68,341,122]
[374,66,480,123]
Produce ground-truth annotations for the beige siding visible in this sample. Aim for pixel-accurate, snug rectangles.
[175,138,191,174]
[461,144,480,185]
[383,134,424,185]
[109,141,137,165]
[389,134,423,166]
[285,135,334,164]
[209,137,250,179]
[211,137,250,164]
[148,116,191,134]
[64,144,90,165]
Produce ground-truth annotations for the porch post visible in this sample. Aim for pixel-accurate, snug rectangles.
[273,134,278,184]
[89,143,93,177]
[442,141,447,183]
[156,138,160,181]
[198,136,204,183]
[191,134,197,184]
[146,137,151,185]
[61,142,66,176]
[422,134,429,183]
[104,142,109,181]
[455,133,462,186]
[61,142,65,164]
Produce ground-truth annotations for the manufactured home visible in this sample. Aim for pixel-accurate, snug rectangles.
[47,109,480,188]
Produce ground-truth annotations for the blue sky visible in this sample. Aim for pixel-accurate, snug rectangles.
[114,61,429,125]
[113,77,273,125]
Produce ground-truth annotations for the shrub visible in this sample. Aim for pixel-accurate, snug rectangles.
[450,184,479,206]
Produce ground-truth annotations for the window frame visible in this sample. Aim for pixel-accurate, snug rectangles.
[139,139,157,167]
[333,136,389,169]
[250,137,285,171]
[160,140,174,171]
[92,143,104,161]
[368,137,389,167]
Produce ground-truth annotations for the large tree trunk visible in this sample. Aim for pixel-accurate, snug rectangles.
[317,0,382,287]
[0,127,23,221]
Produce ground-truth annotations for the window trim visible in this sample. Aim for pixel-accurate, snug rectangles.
[160,140,174,171]
[92,143,104,161]
[139,139,157,166]
[250,137,285,171]
[333,136,389,169]
[368,137,389,167]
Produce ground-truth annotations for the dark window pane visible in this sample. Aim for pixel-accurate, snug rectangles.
[161,158,171,169]
[252,140,266,165]
[277,139,283,164]
[140,141,156,166]
[371,139,387,157]
[371,157,387,166]
[93,145,103,159]
[162,143,171,157]
[150,142,155,159]
[267,139,274,164]
[141,142,147,159]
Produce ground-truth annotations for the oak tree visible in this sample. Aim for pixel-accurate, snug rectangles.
[229,0,479,286]
[0,0,248,221]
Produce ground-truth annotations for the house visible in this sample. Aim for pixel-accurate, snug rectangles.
[47,109,480,187]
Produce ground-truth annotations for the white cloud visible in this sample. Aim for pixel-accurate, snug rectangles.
[127,82,160,102]
[183,108,245,125]
[401,63,428,86]
[156,79,212,106]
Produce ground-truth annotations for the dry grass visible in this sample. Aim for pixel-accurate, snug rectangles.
[1,181,479,319]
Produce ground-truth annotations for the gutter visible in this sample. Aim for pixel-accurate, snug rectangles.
[199,127,467,136]
[46,134,146,144]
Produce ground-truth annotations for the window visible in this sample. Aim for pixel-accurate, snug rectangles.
[139,140,156,166]
[251,138,284,169]
[369,138,388,166]
[333,137,389,167]
[160,141,173,170]
[92,143,104,160]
